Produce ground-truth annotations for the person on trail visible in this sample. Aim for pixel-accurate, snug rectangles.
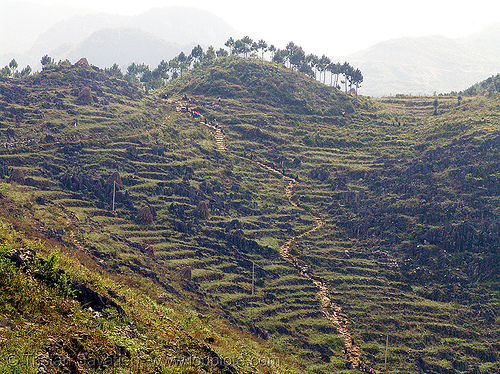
[218,96,222,105]
[301,266,307,275]
[183,94,188,100]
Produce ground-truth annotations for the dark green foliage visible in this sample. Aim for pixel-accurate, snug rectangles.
[462,73,500,96]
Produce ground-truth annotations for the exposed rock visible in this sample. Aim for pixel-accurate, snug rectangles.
[195,201,210,220]
[5,128,15,142]
[176,266,192,281]
[125,145,138,159]
[0,318,16,332]
[78,87,93,105]
[10,247,36,269]
[74,58,90,68]
[71,281,125,315]
[136,206,153,225]
[9,168,25,184]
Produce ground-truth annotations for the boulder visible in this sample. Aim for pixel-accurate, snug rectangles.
[78,87,93,105]
[136,206,153,225]
[5,128,15,142]
[176,266,192,281]
[9,168,25,184]
[195,201,210,220]
[74,58,90,68]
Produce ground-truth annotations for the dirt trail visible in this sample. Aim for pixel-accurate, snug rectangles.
[170,99,226,152]
[173,96,368,371]
[258,162,363,370]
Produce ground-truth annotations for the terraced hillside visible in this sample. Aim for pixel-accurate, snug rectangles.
[1,56,500,374]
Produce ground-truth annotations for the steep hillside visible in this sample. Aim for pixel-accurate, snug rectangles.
[1,56,500,374]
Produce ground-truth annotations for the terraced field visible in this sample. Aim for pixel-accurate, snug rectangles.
[1,57,500,374]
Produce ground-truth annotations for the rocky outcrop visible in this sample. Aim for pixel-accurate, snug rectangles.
[194,201,210,220]
[136,206,154,225]
[77,86,93,105]
[9,168,25,184]
[74,57,90,68]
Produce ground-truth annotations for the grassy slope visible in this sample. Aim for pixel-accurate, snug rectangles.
[0,57,499,374]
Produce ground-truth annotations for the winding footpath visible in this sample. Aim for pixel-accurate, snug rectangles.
[171,96,370,372]
[258,162,363,370]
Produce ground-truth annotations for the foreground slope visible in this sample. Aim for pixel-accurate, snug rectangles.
[0,57,499,374]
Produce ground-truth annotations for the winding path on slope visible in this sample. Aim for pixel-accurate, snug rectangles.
[170,96,369,371]
[258,162,363,370]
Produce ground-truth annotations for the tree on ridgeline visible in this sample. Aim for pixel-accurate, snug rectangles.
[41,54,55,70]
[149,60,169,89]
[285,42,297,69]
[352,68,363,95]
[232,39,245,56]
[258,39,268,59]
[216,48,229,58]
[190,45,204,67]
[318,55,331,84]
[299,61,315,78]
[169,57,180,79]
[19,65,32,77]
[225,37,235,54]
[204,46,217,62]
[306,54,319,77]
[341,61,352,92]
[251,41,259,57]
[241,36,253,58]
[289,45,306,71]
[8,59,18,76]
[0,66,11,77]
[125,62,161,91]
[58,59,71,67]
[177,52,190,77]
[329,62,342,88]
[105,63,123,79]
[268,44,276,60]
[272,49,287,65]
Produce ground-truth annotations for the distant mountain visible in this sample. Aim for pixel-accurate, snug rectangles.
[1,5,241,71]
[347,30,500,96]
[51,28,193,69]
[462,23,500,60]
[0,0,86,54]
[27,7,240,68]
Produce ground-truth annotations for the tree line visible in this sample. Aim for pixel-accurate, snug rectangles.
[0,36,363,94]
[224,37,363,93]
[0,59,32,78]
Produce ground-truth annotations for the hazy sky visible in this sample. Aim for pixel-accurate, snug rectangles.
[6,0,500,56]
